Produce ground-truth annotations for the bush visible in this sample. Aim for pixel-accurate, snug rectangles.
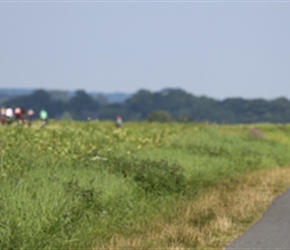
[106,157,187,195]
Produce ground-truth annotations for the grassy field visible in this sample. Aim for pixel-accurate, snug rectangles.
[1,121,290,249]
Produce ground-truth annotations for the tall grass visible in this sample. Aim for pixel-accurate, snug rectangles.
[1,121,290,249]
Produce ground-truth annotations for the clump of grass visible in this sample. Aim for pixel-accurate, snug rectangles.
[105,156,187,195]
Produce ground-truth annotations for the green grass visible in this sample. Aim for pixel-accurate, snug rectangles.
[1,121,290,249]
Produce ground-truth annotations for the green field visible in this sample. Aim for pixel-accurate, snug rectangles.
[1,121,290,249]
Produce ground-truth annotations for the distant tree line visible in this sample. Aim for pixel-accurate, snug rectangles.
[2,88,290,124]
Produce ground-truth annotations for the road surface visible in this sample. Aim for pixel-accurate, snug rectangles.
[226,188,290,249]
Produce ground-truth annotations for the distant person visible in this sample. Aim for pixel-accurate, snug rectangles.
[14,107,21,123]
[39,109,48,128]
[0,107,6,124]
[14,107,26,125]
[115,114,123,128]
[27,109,34,127]
[5,106,14,125]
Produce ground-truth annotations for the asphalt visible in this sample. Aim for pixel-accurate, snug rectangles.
[226,188,290,249]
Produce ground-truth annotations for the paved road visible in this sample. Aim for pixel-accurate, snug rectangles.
[226,188,290,249]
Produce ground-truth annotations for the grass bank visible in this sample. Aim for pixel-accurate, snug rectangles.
[0,122,290,249]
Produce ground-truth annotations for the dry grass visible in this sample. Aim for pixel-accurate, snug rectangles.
[95,167,290,250]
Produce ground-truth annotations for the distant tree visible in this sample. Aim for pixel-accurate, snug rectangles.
[269,97,290,123]
[30,89,51,105]
[98,103,125,120]
[3,87,290,124]
[49,90,70,102]
[3,89,65,118]
[94,94,109,106]
[67,90,100,120]
[124,89,154,118]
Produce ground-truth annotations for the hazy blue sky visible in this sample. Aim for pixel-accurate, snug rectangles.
[1,1,289,100]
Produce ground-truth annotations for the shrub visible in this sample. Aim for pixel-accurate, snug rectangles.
[106,157,187,195]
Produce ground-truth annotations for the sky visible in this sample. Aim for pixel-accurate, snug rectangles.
[0,0,290,100]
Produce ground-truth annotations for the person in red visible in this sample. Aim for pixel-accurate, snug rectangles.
[115,114,123,128]
[14,107,26,125]
[14,107,22,124]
